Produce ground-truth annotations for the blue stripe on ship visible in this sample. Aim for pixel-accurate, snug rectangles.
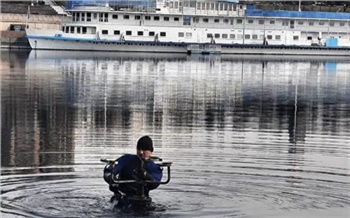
[26,34,189,46]
[26,35,98,42]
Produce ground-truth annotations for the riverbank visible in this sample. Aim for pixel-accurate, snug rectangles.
[1,31,30,49]
[0,2,64,49]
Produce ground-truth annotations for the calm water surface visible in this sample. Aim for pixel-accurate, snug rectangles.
[1,50,350,217]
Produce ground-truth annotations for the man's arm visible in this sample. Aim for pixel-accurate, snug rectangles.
[143,161,163,190]
[147,162,163,182]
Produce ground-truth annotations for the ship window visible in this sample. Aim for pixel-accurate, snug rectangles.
[190,1,196,7]
[145,16,151,20]
[201,3,205,10]
[298,21,303,25]
[183,16,191,25]
[224,19,229,24]
[340,22,345,26]
[104,13,108,22]
[237,19,242,24]
[309,21,314,26]
[87,13,91,22]
[164,17,169,21]
[73,13,80,21]
[245,34,250,39]
[330,21,334,26]
[203,18,209,23]
[230,34,235,39]
[138,31,143,36]
[82,27,87,34]
[114,30,120,35]
[81,13,85,22]
[149,31,155,36]
[282,20,288,26]
[293,36,299,40]
[307,36,312,40]
[270,20,275,24]
[259,20,264,25]
[77,27,81,33]
[267,35,272,40]
[99,13,104,22]
[319,21,324,25]
[160,32,166,37]
[237,34,243,39]
[222,34,228,39]
[214,19,220,23]
[93,13,97,19]
[252,34,258,39]
[193,17,199,23]
[207,33,213,38]
[154,16,160,21]
[248,19,253,24]
[275,35,281,40]
[186,32,192,37]
[70,27,74,33]
[126,31,132,35]
[178,32,184,37]
[102,30,108,35]
[124,15,129,20]
[135,15,141,20]
[197,2,201,10]
[214,33,220,38]
[113,15,118,19]
[174,17,179,21]
[65,27,69,33]
[174,1,178,9]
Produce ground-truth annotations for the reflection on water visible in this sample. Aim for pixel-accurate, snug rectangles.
[1,50,350,217]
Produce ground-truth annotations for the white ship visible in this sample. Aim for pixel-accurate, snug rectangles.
[26,0,350,55]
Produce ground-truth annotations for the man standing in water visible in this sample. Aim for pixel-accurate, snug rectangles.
[103,136,163,203]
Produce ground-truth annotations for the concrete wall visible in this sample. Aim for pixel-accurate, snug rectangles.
[0,13,64,31]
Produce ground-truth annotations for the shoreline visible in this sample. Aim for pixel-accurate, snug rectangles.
[1,45,31,49]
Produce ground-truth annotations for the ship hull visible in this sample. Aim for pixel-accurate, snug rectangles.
[26,29,350,56]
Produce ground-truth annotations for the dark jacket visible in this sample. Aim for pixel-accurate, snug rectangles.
[104,154,163,196]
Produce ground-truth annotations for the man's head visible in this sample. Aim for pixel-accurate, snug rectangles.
[136,136,153,159]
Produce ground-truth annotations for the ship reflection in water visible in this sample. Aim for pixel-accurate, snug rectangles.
[1,50,349,217]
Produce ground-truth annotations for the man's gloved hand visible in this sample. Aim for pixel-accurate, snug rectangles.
[133,168,155,182]
[133,168,148,181]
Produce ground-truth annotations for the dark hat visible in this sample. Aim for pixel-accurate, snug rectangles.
[137,136,153,152]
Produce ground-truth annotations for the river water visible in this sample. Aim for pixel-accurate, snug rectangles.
[1,50,349,218]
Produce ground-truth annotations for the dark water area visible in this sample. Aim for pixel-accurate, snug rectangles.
[1,50,350,217]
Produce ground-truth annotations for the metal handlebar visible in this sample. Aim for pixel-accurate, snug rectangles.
[100,158,172,185]
[100,158,116,164]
